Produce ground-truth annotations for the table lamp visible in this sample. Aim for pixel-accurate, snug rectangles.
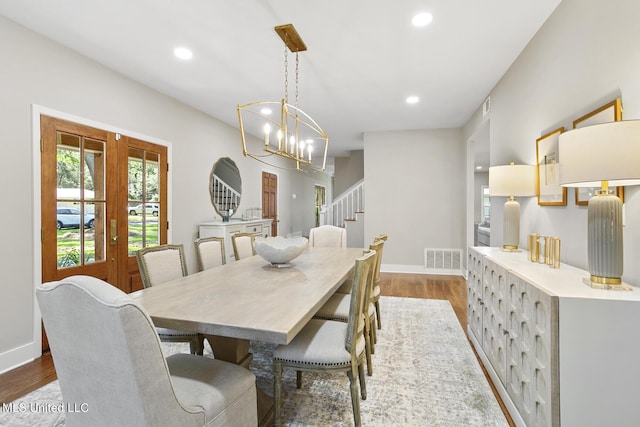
[559,120,640,289]
[489,163,537,250]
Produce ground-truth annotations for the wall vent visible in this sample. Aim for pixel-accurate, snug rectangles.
[424,248,463,274]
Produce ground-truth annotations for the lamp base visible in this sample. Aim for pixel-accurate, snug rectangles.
[590,274,621,285]
[503,199,521,250]
[587,191,623,281]
[582,277,633,291]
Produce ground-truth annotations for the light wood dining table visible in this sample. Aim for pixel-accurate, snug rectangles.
[129,246,364,426]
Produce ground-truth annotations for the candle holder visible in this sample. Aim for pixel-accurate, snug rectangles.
[528,234,560,268]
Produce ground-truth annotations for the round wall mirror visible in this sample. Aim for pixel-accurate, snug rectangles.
[210,157,241,221]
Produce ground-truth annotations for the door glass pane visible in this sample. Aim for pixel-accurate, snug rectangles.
[128,148,161,255]
[56,133,106,268]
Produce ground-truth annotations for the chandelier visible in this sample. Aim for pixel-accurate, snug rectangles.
[238,24,329,172]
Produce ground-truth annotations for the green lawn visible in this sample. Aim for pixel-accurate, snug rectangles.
[57,215,159,267]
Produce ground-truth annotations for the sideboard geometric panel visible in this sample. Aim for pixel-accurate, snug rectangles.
[466,247,640,427]
[505,272,559,427]
[482,257,508,386]
[467,250,483,342]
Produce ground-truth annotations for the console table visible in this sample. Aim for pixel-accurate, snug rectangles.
[467,246,640,427]
[199,219,272,262]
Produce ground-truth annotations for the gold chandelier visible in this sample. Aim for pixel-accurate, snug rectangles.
[237,24,329,172]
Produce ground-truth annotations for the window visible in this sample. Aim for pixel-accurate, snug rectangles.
[481,185,490,223]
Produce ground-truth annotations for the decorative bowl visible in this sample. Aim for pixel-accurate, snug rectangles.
[254,236,308,265]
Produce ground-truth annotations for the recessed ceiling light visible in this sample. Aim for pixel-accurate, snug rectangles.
[261,108,272,115]
[476,166,483,170]
[412,12,433,27]
[174,47,193,60]
[406,95,420,104]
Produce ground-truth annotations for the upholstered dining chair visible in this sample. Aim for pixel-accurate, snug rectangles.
[194,236,226,271]
[370,234,387,329]
[231,232,256,260]
[337,233,387,330]
[136,244,204,355]
[273,249,376,427]
[308,224,347,248]
[36,275,257,427]
[313,239,383,375]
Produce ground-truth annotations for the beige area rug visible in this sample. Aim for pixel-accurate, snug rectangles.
[0,297,508,426]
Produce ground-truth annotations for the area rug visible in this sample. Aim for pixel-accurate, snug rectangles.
[0,297,508,426]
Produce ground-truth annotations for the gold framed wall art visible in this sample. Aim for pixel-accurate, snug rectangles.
[536,127,567,206]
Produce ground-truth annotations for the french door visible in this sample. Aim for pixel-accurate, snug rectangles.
[40,116,168,296]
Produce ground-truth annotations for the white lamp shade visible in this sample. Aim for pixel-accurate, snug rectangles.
[489,164,537,197]
[559,120,640,187]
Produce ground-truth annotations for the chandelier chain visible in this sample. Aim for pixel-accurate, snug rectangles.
[295,52,300,108]
[283,37,289,104]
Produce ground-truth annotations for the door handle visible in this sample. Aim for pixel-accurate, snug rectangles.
[110,219,119,244]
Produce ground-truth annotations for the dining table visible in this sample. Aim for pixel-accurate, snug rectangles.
[129,246,364,426]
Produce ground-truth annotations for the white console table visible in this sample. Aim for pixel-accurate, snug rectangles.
[467,246,640,427]
[199,219,272,262]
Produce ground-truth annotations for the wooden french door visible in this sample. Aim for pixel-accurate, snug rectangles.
[41,117,116,287]
[262,172,278,236]
[119,137,168,291]
[41,116,167,298]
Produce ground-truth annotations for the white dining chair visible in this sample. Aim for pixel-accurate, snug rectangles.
[135,244,204,355]
[370,234,387,329]
[308,225,347,248]
[273,249,376,427]
[194,236,226,271]
[231,232,256,260]
[36,275,257,427]
[337,233,387,330]
[313,239,383,375]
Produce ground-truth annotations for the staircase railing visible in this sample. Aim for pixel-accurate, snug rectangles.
[212,175,241,213]
[326,179,364,227]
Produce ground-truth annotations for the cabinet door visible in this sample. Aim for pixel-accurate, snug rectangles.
[482,257,508,386]
[505,272,559,427]
[466,249,483,341]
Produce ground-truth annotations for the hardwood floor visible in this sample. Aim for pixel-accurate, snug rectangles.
[0,272,514,426]
[0,350,56,404]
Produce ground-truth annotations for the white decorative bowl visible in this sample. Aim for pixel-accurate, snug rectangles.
[254,236,308,265]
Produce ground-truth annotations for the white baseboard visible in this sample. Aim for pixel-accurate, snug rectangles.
[382,263,464,276]
[0,342,36,375]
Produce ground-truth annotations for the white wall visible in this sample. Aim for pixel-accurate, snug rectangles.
[364,129,466,270]
[334,150,364,197]
[0,16,330,372]
[465,0,640,285]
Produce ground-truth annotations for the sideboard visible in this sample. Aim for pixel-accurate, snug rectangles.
[199,219,272,262]
[467,246,640,427]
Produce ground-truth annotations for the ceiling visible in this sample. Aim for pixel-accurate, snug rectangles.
[0,0,561,159]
